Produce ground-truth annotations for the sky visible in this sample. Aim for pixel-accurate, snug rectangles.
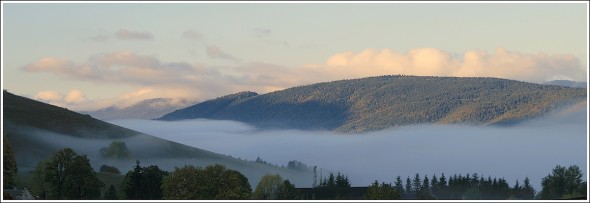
[2,2,588,111]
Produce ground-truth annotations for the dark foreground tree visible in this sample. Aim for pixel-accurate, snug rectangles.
[29,148,103,199]
[278,180,300,200]
[315,172,351,199]
[121,161,168,200]
[3,135,18,188]
[366,180,400,200]
[253,173,283,199]
[540,165,586,199]
[162,164,251,200]
[253,173,299,200]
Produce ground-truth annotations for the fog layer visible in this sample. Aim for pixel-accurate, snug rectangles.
[110,109,587,190]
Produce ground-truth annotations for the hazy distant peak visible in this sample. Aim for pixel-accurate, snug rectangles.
[83,97,200,120]
[543,80,587,88]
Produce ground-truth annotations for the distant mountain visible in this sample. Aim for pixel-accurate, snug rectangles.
[159,75,588,133]
[81,98,199,120]
[543,80,587,88]
[2,90,312,187]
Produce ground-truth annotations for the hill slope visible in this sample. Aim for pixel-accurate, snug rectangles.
[159,75,588,133]
[80,98,199,120]
[2,91,312,187]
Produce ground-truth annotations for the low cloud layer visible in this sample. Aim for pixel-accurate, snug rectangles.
[22,47,587,110]
[110,107,588,191]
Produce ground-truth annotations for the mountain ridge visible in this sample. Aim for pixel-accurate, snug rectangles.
[159,75,588,133]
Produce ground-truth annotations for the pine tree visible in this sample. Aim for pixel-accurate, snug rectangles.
[394,176,404,195]
[124,160,144,199]
[522,177,535,200]
[412,173,422,195]
[405,177,412,195]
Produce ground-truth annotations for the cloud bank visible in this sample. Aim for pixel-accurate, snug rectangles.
[22,47,586,110]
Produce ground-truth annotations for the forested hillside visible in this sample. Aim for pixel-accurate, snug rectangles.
[159,75,587,133]
[3,90,138,139]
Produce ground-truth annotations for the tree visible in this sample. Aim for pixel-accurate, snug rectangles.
[405,176,413,195]
[394,176,404,195]
[253,173,283,199]
[123,160,144,199]
[277,180,300,200]
[62,155,104,199]
[122,161,168,200]
[30,160,50,199]
[334,173,351,199]
[161,164,251,200]
[366,180,400,200]
[30,148,103,199]
[521,177,535,200]
[204,165,251,199]
[103,185,118,200]
[540,165,586,199]
[412,173,422,196]
[417,175,433,199]
[3,136,18,188]
[161,165,203,199]
[99,141,131,159]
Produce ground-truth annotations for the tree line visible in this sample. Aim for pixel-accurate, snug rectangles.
[4,146,587,200]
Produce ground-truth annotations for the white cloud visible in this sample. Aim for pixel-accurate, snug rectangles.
[64,90,87,104]
[33,90,89,109]
[34,90,63,102]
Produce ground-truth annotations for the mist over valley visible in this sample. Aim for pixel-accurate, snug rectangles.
[110,105,587,190]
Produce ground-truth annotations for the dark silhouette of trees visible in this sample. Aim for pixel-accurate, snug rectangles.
[540,165,586,199]
[99,141,131,159]
[366,180,400,200]
[3,135,18,188]
[29,148,103,200]
[161,164,251,200]
[122,161,168,200]
[254,174,299,200]
[315,172,351,199]
[277,180,300,200]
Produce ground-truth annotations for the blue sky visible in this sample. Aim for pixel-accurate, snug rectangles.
[2,2,588,110]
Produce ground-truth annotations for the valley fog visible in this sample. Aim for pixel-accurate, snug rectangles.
[110,109,587,190]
